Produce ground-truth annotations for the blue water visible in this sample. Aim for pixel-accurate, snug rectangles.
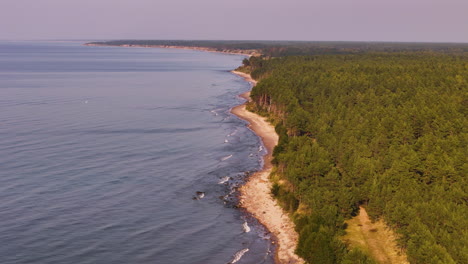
[0,41,274,264]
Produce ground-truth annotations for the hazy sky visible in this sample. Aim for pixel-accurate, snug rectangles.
[1,0,467,42]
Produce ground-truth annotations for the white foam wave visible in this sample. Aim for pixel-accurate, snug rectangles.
[229,248,249,264]
[258,145,263,152]
[259,233,271,240]
[218,176,230,184]
[242,221,251,233]
[224,139,229,143]
[221,154,233,161]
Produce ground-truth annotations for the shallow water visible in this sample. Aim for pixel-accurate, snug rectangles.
[0,41,274,264]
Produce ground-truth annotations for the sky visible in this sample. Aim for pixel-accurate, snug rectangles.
[1,0,467,42]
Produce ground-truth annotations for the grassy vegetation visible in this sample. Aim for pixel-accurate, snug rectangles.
[343,208,408,264]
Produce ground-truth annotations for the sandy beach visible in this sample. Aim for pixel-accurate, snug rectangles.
[84,43,261,57]
[231,71,304,264]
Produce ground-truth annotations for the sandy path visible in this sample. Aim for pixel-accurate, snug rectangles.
[344,207,409,264]
[231,71,305,264]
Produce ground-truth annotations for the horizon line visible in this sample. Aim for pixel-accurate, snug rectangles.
[2,38,468,45]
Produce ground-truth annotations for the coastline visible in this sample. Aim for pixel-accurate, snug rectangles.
[83,41,300,262]
[231,71,304,264]
[84,43,261,57]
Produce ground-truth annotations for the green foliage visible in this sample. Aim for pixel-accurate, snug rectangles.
[270,183,299,213]
[248,53,468,263]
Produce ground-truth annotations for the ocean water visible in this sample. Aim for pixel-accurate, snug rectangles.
[0,41,274,264]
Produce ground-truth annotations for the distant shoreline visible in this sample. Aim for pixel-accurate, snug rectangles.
[83,43,261,57]
[230,71,304,264]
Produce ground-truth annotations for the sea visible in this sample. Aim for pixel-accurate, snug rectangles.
[0,41,274,264]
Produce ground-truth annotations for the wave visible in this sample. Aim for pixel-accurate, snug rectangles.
[221,154,233,161]
[259,232,271,240]
[228,248,249,264]
[243,221,251,233]
[210,107,226,116]
[218,176,230,184]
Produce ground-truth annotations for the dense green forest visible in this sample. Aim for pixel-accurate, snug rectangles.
[87,40,468,56]
[241,53,467,264]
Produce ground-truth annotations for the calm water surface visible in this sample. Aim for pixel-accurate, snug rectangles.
[0,41,274,264]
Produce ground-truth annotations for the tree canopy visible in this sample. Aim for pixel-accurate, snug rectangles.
[244,52,467,264]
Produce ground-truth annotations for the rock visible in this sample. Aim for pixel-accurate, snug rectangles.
[194,191,205,199]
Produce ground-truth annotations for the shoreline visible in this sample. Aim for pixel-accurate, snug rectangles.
[84,41,300,262]
[231,71,304,264]
[83,43,261,57]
